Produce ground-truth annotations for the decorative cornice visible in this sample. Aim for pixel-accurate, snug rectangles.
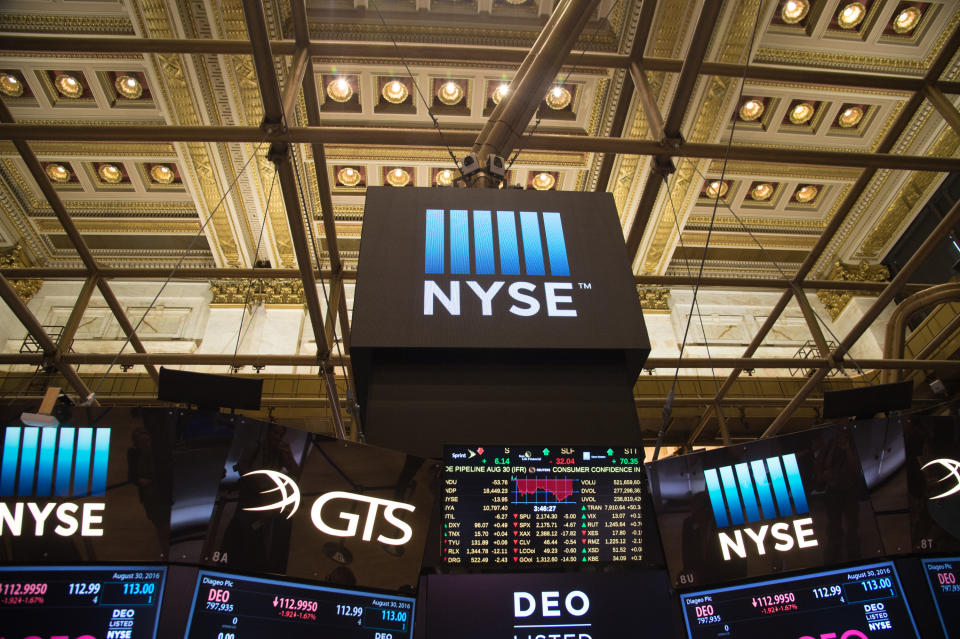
[210,278,305,305]
[816,259,889,320]
[637,286,670,312]
[0,244,41,302]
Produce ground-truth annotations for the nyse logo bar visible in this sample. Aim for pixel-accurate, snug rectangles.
[423,209,577,318]
[0,426,110,537]
[703,453,818,560]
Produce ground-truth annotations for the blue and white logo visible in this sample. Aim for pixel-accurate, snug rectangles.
[703,453,808,528]
[1,426,110,498]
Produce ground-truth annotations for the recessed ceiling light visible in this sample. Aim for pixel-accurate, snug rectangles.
[837,2,866,29]
[437,81,464,106]
[838,105,864,128]
[795,184,819,203]
[739,99,765,121]
[98,163,122,183]
[531,172,556,191]
[382,80,408,104]
[45,163,71,183]
[789,102,815,124]
[114,75,143,99]
[150,164,175,184]
[386,167,410,187]
[781,0,809,24]
[893,6,922,34]
[436,169,455,186]
[705,180,729,199]
[750,183,774,201]
[0,73,23,97]
[337,167,362,187]
[55,74,83,98]
[326,77,353,103]
[544,86,571,110]
[492,83,510,105]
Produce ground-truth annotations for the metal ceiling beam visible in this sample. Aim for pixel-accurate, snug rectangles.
[95,279,161,384]
[58,275,99,355]
[922,83,960,137]
[881,282,960,384]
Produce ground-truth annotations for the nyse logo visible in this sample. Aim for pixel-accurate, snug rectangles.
[243,471,416,546]
[0,426,110,537]
[704,453,818,560]
[423,208,578,318]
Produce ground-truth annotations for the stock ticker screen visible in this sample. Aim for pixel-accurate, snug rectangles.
[922,557,960,638]
[184,570,415,639]
[0,565,167,639]
[680,561,920,639]
[442,445,646,566]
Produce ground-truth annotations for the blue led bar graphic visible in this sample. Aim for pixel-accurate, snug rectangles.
[0,426,110,498]
[424,209,569,276]
[704,453,809,528]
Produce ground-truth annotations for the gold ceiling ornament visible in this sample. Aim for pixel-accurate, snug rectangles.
[545,85,571,110]
[381,79,408,104]
[531,172,556,191]
[210,279,306,306]
[816,259,889,320]
[789,102,815,124]
[637,286,670,311]
[437,80,464,105]
[435,168,455,186]
[114,74,142,99]
[794,184,819,203]
[0,73,23,97]
[781,0,809,24]
[750,182,774,201]
[893,6,922,34]
[337,166,362,187]
[150,164,175,184]
[45,163,71,183]
[0,245,40,302]
[54,73,83,98]
[326,76,353,102]
[704,180,728,199]
[837,105,864,128]
[739,98,764,121]
[837,2,866,29]
[386,167,410,187]
[98,163,123,184]
[491,83,509,105]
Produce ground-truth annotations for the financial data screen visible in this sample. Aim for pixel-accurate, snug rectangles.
[922,557,960,638]
[0,564,166,639]
[680,561,919,638]
[442,445,646,566]
[184,570,415,639]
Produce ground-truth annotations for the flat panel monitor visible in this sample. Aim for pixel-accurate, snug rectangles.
[184,569,415,638]
[680,561,920,638]
[921,557,960,638]
[423,570,681,638]
[442,445,647,566]
[0,564,167,639]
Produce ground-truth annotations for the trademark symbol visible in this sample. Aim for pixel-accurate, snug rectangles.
[578,282,592,290]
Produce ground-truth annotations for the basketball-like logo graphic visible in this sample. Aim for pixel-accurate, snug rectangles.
[922,458,960,500]
[241,470,301,518]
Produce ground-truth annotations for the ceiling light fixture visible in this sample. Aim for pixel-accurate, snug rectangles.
[492,83,509,105]
[45,163,71,183]
[781,0,809,24]
[114,75,142,99]
[382,80,408,104]
[436,169,455,186]
[326,77,353,103]
[337,167,362,187]
[150,164,175,184]
[0,73,23,97]
[750,183,774,201]
[437,80,464,106]
[789,102,815,124]
[838,105,864,128]
[386,167,410,187]
[739,99,765,121]
[544,85,571,110]
[795,185,819,203]
[98,164,122,183]
[705,180,729,199]
[837,2,866,29]
[893,6,922,34]
[531,172,556,191]
[54,74,83,98]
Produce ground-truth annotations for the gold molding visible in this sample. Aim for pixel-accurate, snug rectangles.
[638,286,670,312]
[0,14,133,34]
[816,259,889,320]
[210,278,305,305]
[0,244,41,302]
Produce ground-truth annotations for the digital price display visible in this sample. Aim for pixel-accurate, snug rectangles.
[0,565,167,639]
[184,570,415,638]
[680,561,920,638]
[442,445,646,565]
[922,557,960,637]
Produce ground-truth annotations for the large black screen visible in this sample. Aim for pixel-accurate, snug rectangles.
[680,561,919,638]
[442,445,646,566]
[922,557,960,638]
[184,569,415,638]
[0,564,167,639]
